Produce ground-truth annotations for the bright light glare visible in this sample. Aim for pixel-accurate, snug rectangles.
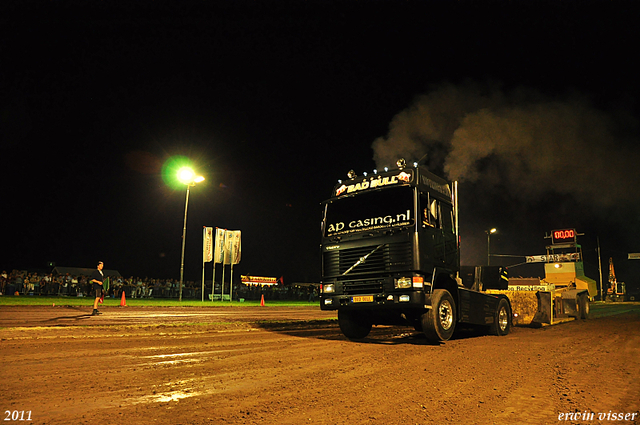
[177,167,196,184]
[161,156,203,189]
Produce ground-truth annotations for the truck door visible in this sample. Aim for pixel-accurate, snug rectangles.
[420,193,443,266]
[440,202,458,269]
[420,193,457,269]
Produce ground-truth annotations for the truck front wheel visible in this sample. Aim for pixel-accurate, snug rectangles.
[492,298,512,336]
[422,289,456,342]
[338,310,372,340]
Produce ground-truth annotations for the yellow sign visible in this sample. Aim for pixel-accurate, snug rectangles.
[241,275,279,285]
[336,171,412,196]
[351,295,374,303]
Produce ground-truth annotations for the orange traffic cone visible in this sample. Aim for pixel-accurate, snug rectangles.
[260,294,265,307]
[120,291,127,307]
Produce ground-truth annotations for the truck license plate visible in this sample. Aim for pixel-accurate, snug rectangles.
[352,295,374,303]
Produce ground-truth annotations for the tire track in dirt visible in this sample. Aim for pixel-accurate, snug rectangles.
[2,321,342,424]
[2,305,639,424]
[547,314,640,424]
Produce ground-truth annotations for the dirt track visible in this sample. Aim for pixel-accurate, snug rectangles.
[1,303,639,425]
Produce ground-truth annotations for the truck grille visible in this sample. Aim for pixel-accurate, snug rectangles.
[323,241,413,279]
[342,279,384,295]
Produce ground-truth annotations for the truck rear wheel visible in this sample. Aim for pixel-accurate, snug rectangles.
[578,292,590,320]
[338,310,372,340]
[422,289,456,342]
[492,298,512,336]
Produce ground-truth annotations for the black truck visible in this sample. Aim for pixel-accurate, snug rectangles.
[319,159,512,342]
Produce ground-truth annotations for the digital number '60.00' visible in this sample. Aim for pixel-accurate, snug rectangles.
[554,229,575,239]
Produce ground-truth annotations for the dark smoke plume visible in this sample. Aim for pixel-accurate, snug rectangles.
[372,82,639,209]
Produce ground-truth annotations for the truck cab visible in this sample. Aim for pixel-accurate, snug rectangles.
[320,160,511,342]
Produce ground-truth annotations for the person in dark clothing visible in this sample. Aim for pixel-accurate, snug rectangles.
[90,262,105,316]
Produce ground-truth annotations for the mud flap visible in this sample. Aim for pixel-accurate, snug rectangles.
[531,291,552,326]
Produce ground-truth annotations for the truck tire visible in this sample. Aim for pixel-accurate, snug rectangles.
[492,298,512,336]
[421,289,456,342]
[578,292,590,320]
[338,310,372,340]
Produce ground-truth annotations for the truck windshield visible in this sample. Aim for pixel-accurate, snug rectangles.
[324,186,414,238]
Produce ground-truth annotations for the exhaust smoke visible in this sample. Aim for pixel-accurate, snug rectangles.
[372,82,639,209]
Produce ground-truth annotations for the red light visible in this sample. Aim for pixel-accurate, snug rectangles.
[552,229,576,243]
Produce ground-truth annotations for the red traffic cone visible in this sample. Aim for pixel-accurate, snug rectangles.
[260,294,265,307]
[120,291,127,307]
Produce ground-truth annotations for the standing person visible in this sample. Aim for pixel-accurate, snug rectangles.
[90,261,105,316]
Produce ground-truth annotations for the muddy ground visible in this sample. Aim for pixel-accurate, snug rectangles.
[1,303,639,425]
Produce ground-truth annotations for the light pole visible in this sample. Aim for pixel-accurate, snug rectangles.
[486,228,497,266]
[177,167,204,302]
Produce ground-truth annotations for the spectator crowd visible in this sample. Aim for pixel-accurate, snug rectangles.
[0,270,318,301]
[0,270,198,299]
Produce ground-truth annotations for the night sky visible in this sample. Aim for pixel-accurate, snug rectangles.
[2,0,639,291]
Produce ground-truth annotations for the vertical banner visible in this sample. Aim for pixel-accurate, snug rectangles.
[227,231,241,301]
[203,227,214,263]
[214,228,226,264]
[222,230,233,299]
[212,228,227,301]
[210,229,242,301]
[202,227,213,302]
[223,230,233,265]
[228,231,241,265]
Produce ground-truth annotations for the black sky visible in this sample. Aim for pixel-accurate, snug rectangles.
[2,0,639,290]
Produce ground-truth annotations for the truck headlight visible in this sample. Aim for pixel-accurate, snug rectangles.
[322,284,335,293]
[395,277,412,289]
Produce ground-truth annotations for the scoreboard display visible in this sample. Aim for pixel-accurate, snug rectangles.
[551,228,576,244]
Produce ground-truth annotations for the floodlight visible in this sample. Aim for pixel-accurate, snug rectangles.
[177,167,196,184]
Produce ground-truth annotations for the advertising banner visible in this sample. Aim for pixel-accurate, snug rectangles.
[228,230,241,265]
[221,230,242,265]
[223,231,232,265]
[241,275,277,285]
[203,227,214,263]
[525,255,547,263]
[525,253,581,263]
[214,228,226,264]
